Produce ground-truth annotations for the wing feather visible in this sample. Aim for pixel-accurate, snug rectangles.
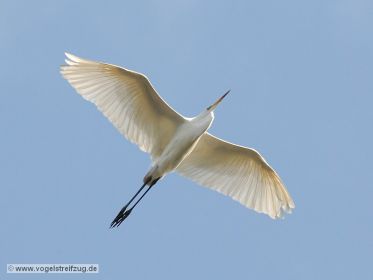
[176,133,295,219]
[60,53,185,159]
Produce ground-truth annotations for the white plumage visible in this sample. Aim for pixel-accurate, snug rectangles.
[61,53,294,222]
[176,133,294,218]
[62,53,184,159]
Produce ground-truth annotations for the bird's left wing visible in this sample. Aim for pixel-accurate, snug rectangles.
[61,53,185,159]
[176,133,295,219]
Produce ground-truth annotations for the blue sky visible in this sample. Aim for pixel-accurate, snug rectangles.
[1,0,372,279]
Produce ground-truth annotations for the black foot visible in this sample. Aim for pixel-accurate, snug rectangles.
[110,208,132,228]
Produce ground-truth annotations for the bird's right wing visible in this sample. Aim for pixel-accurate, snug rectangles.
[176,133,295,219]
[61,53,185,159]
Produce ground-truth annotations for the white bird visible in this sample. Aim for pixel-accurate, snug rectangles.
[60,53,295,227]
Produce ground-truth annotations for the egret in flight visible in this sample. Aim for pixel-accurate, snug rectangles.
[60,53,295,228]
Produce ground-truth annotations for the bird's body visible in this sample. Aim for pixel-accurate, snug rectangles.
[60,53,295,227]
[145,111,213,184]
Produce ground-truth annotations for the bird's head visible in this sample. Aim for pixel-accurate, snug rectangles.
[206,90,230,112]
[194,89,230,127]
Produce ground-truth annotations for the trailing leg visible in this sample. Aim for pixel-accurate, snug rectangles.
[110,177,160,228]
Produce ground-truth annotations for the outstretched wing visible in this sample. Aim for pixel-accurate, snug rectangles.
[176,133,295,219]
[61,53,185,159]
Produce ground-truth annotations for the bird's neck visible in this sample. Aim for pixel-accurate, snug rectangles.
[191,110,214,131]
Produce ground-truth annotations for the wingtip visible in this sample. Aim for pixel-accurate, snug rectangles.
[63,52,74,66]
[64,52,71,59]
[64,52,85,62]
[64,52,76,61]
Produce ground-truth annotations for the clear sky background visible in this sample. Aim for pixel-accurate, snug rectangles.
[1,0,372,279]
